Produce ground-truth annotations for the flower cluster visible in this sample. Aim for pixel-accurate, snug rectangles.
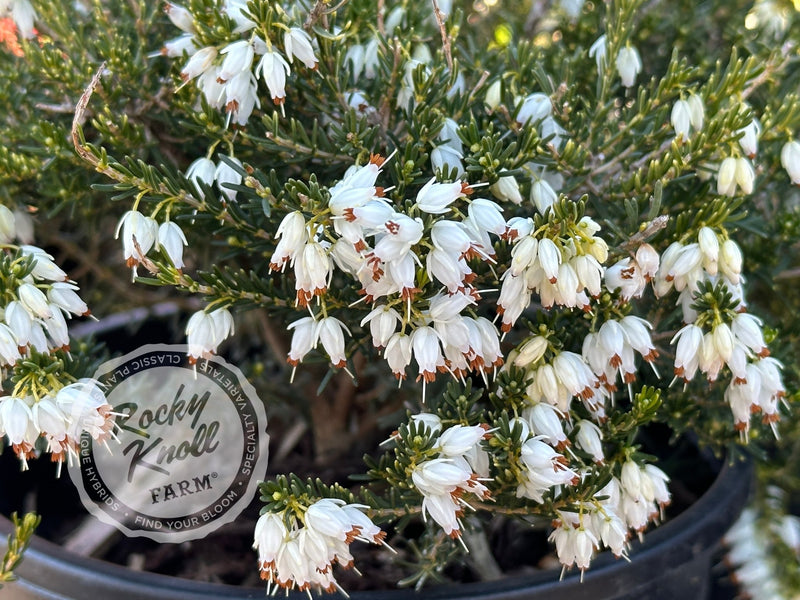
[725,504,800,599]
[512,337,606,419]
[582,316,659,396]
[0,246,90,362]
[506,402,671,574]
[716,156,755,197]
[162,1,318,124]
[0,379,114,470]
[115,210,188,279]
[253,499,385,594]
[499,214,608,331]
[604,243,660,301]
[280,154,510,391]
[0,206,114,469]
[185,154,244,204]
[653,227,786,437]
[549,459,670,574]
[670,93,705,141]
[15,0,796,593]
[587,35,642,88]
[408,416,491,539]
[513,417,579,502]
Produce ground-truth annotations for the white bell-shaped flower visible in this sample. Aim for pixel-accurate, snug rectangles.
[781,140,800,184]
[284,27,317,69]
[615,45,641,87]
[157,221,188,270]
[671,99,692,140]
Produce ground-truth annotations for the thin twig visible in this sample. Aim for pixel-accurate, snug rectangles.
[378,40,404,132]
[430,0,453,72]
[258,312,288,363]
[377,0,386,35]
[304,0,328,31]
[589,143,636,177]
[776,267,800,280]
[620,215,669,251]
[466,71,490,107]
[742,42,795,100]
[71,62,111,175]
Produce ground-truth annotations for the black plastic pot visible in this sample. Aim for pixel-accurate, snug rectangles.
[0,455,750,600]
[0,307,749,599]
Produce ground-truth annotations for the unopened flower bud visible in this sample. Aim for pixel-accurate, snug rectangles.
[514,335,549,367]
[186,157,216,190]
[0,205,15,243]
[485,80,502,111]
[436,424,486,457]
[716,157,737,196]
[734,157,755,194]
[215,156,243,203]
[575,420,604,463]
[671,99,691,139]
[384,6,405,34]
[620,460,642,496]
[158,222,188,270]
[686,93,704,130]
[615,45,641,88]
[781,140,800,185]
[490,171,522,205]
[18,283,51,319]
[712,322,734,362]
[411,413,442,436]
[431,145,464,177]
[164,2,195,33]
[698,227,719,262]
[737,118,760,159]
[718,238,743,283]
[530,178,557,214]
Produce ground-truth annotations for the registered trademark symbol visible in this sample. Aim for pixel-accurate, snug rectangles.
[211,472,218,479]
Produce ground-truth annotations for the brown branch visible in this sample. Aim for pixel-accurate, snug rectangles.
[377,0,386,35]
[465,71,490,108]
[431,0,453,72]
[378,39,404,133]
[776,268,800,280]
[257,312,288,363]
[71,62,112,177]
[304,0,352,31]
[620,215,670,252]
[742,42,795,100]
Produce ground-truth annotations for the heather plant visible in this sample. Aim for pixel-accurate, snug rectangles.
[1,0,799,595]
